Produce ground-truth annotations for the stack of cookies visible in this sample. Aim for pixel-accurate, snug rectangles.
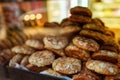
[8,6,120,80]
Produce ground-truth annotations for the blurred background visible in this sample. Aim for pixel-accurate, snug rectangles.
[0,0,120,40]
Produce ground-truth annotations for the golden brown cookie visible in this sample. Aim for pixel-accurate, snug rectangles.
[52,57,81,74]
[12,45,35,55]
[43,68,62,77]
[59,26,81,36]
[9,54,23,67]
[79,29,115,44]
[65,43,90,61]
[25,39,44,50]
[69,15,92,23]
[0,49,15,60]
[86,60,119,75]
[70,6,92,17]
[20,56,29,66]
[82,23,105,33]
[43,36,68,56]
[91,18,105,27]
[29,50,55,67]
[26,64,48,73]
[92,50,118,63]
[72,36,99,52]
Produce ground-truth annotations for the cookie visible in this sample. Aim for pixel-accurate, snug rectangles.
[72,36,99,52]
[20,56,29,66]
[12,45,35,55]
[70,6,92,17]
[9,54,23,67]
[29,50,55,67]
[92,50,118,63]
[65,43,90,61]
[86,60,119,75]
[43,36,68,56]
[52,57,81,74]
[25,39,44,50]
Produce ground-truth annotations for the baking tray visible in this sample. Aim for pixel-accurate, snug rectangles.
[0,61,9,80]
[7,67,66,80]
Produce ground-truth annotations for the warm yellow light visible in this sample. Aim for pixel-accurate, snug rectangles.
[24,15,29,21]
[29,14,36,20]
[36,13,42,19]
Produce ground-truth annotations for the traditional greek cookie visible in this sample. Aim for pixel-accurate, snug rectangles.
[73,63,101,80]
[65,43,90,61]
[60,18,80,27]
[29,50,55,67]
[92,50,118,63]
[9,54,23,67]
[52,57,81,74]
[70,6,92,17]
[42,68,62,77]
[100,45,119,53]
[20,56,29,66]
[86,60,119,75]
[72,36,99,52]
[43,36,68,56]
[25,39,44,50]
[59,26,81,36]
[69,15,92,23]
[12,45,35,55]
[44,22,60,28]
[0,49,15,60]
[91,18,105,27]
[82,23,105,33]
[26,64,48,73]
[79,29,115,44]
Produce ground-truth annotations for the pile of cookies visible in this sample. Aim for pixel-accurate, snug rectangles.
[8,6,120,80]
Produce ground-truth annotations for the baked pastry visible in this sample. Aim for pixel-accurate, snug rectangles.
[91,18,105,27]
[59,26,81,36]
[25,39,44,50]
[82,23,105,33]
[60,18,80,27]
[26,64,48,73]
[42,68,62,77]
[43,36,68,56]
[73,63,101,80]
[12,45,35,55]
[65,43,90,61]
[44,22,60,28]
[86,60,118,75]
[9,54,23,67]
[70,6,92,17]
[92,50,118,63]
[69,15,92,23]
[20,56,29,66]
[29,50,55,67]
[79,29,114,44]
[72,36,99,52]
[52,57,81,74]
[0,49,15,60]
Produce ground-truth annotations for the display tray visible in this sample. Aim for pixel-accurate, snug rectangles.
[7,67,66,80]
[0,61,9,80]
